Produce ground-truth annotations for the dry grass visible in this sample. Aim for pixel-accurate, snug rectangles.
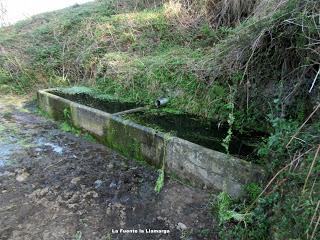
[112,0,163,12]
[163,0,205,28]
[163,0,291,28]
[253,0,289,18]
[205,0,258,27]
[162,0,286,29]
[200,0,319,114]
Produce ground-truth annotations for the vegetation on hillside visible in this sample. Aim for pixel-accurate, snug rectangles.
[0,0,319,239]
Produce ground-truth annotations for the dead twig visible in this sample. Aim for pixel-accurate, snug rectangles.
[302,144,320,193]
[44,158,66,170]
[0,204,16,212]
[307,200,320,238]
[310,212,320,240]
[246,147,314,213]
[309,68,320,93]
[309,175,318,199]
[286,104,320,148]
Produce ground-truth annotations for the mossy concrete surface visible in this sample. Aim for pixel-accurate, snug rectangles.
[104,116,166,168]
[38,89,265,197]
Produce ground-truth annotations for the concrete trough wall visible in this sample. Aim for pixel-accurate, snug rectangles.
[38,89,265,198]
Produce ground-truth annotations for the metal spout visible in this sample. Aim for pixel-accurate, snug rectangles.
[155,97,169,108]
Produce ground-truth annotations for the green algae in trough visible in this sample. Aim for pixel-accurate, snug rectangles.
[123,111,267,161]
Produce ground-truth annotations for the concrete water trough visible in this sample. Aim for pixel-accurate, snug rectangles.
[37,88,265,197]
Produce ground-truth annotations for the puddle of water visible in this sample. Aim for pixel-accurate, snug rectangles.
[0,143,21,167]
[36,138,64,154]
[44,143,63,154]
[50,91,142,114]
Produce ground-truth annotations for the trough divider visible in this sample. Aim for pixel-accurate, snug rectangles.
[112,106,149,116]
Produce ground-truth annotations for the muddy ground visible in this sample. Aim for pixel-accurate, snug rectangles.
[0,96,217,240]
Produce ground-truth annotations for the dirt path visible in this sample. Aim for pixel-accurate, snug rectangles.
[0,96,216,240]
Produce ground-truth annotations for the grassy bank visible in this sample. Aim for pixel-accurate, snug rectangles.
[0,0,319,239]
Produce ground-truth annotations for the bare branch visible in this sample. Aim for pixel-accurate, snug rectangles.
[309,68,320,93]
[286,104,320,148]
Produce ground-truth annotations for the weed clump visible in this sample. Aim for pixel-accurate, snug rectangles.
[154,168,164,193]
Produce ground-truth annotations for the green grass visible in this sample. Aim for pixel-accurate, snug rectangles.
[154,168,164,193]
[59,120,98,144]
[58,107,97,143]
[0,0,319,239]
[0,1,234,124]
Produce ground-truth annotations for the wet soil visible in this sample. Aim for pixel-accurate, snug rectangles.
[0,96,217,240]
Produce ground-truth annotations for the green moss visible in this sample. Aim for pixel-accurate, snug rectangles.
[104,121,147,164]
[245,183,262,202]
